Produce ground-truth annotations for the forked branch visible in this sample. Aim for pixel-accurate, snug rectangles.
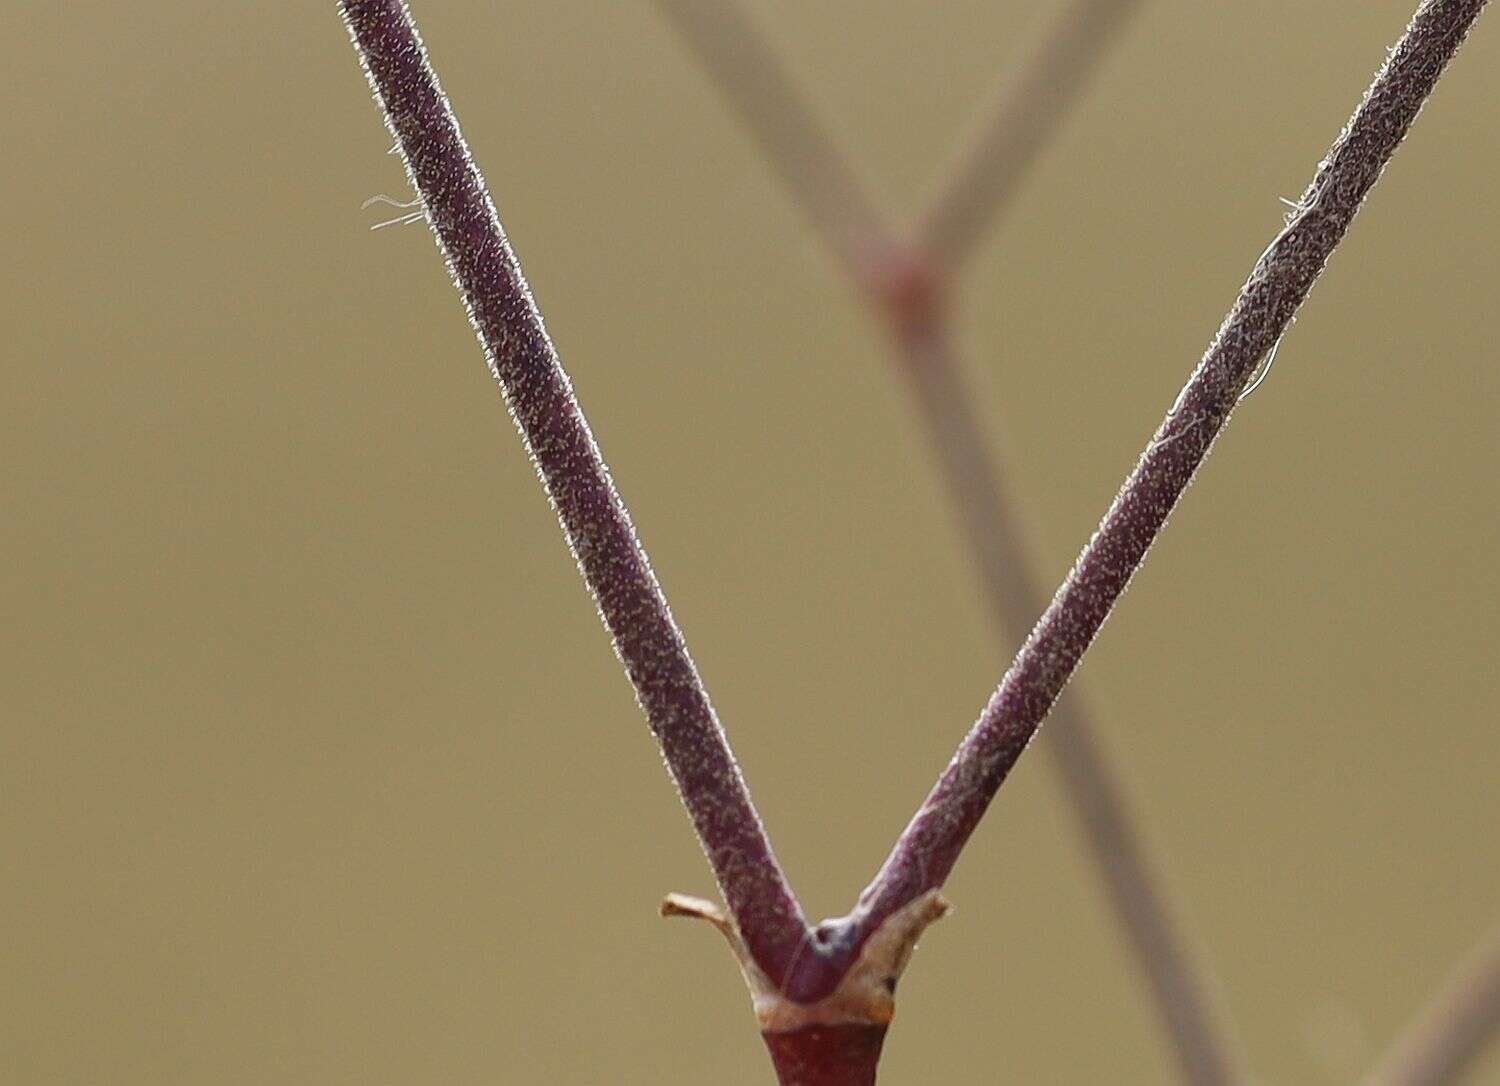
[339,0,1489,1082]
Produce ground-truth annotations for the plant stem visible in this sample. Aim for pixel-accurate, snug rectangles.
[763,1026,885,1086]
[848,0,1489,962]
[651,0,886,279]
[918,0,1145,272]
[338,0,812,987]
[1362,924,1500,1086]
[892,325,1243,1086]
[340,2,1490,1083]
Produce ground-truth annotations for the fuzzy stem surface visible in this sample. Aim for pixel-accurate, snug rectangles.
[850,0,1488,960]
[339,0,812,986]
[892,324,1243,1086]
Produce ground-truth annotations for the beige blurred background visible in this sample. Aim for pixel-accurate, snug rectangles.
[4,2,1497,1083]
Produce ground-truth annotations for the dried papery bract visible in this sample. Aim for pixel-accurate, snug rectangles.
[338,0,1490,1081]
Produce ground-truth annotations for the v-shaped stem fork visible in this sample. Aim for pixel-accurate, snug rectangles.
[339,1,1494,1083]
[650,2,1245,1081]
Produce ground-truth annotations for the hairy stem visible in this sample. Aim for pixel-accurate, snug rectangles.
[850,0,1488,957]
[340,3,1491,1084]
[893,326,1243,1085]
[1362,924,1500,1086]
[338,0,811,986]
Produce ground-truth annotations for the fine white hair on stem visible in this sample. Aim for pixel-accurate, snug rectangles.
[1238,332,1285,402]
[368,210,425,231]
[361,193,421,210]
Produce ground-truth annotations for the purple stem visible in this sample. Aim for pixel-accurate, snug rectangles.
[894,325,1243,1086]
[338,0,811,986]
[844,0,1489,961]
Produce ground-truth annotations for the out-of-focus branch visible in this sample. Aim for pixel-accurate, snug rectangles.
[1362,924,1500,1086]
[339,0,813,989]
[651,0,890,279]
[918,0,1145,271]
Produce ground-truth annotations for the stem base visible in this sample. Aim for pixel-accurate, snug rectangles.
[763,1025,887,1086]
